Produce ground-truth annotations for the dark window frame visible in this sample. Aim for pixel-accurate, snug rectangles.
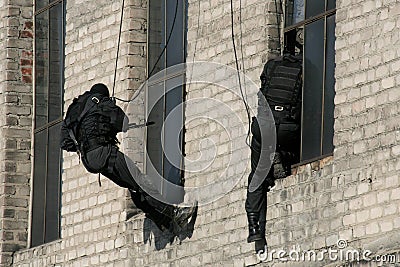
[146,0,187,204]
[31,0,65,247]
[284,0,336,163]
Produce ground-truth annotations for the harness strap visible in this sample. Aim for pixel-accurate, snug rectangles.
[107,146,118,174]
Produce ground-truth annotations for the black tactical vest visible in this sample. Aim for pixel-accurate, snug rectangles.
[259,54,302,156]
[260,54,302,125]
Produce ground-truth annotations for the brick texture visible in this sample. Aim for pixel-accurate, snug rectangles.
[8,0,400,266]
[0,0,33,266]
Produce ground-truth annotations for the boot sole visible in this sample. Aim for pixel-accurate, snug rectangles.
[247,234,264,243]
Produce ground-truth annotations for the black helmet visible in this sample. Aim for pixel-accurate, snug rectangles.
[90,83,110,97]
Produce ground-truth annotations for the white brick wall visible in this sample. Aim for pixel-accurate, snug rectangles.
[9,0,400,266]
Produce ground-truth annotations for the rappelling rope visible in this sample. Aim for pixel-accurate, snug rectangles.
[111,0,125,98]
[112,0,179,103]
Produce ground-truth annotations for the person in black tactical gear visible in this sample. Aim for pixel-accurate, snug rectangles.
[245,51,302,253]
[61,83,197,233]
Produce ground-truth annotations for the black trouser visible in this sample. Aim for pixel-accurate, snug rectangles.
[245,117,299,233]
[245,134,275,235]
[84,145,173,226]
[245,117,275,234]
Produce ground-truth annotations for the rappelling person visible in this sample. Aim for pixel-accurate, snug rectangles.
[245,45,302,253]
[60,83,197,234]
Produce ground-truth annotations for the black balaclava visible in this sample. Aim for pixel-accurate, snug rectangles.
[90,83,110,97]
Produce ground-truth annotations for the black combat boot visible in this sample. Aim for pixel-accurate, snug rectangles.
[255,237,267,253]
[247,212,263,243]
[171,201,198,231]
[158,201,198,234]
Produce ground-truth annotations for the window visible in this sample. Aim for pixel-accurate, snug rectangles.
[31,0,65,247]
[284,0,336,162]
[146,0,186,204]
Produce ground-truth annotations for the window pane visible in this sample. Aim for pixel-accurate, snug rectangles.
[33,0,64,247]
[327,0,336,10]
[285,0,305,26]
[146,82,165,192]
[305,0,325,19]
[294,0,305,23]
[301,19,324,161]
[45,123,62,242]
[31,130,47,247]
[48,4,64,122]
[166,0,185,67]
[323,15,335,155]
[148,0,165,76]
[147,0,186,200]
[162,76,184,203]
[35,10,49,129]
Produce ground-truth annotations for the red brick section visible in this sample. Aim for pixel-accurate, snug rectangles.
[0,0,33,266]
[20,21,33,85]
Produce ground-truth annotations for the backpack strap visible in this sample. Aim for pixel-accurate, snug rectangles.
[77,94,101,122]
[67,128,80,150]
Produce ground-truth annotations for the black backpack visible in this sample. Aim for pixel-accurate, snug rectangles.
[61,92,127,153]
[60,91,100,152]
[260,54,302,171]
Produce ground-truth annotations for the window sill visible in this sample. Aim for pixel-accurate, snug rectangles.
[13,239,62,263]
[290,154,333,176]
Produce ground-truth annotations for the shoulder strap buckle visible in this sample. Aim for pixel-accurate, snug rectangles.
[91,96,100,104]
